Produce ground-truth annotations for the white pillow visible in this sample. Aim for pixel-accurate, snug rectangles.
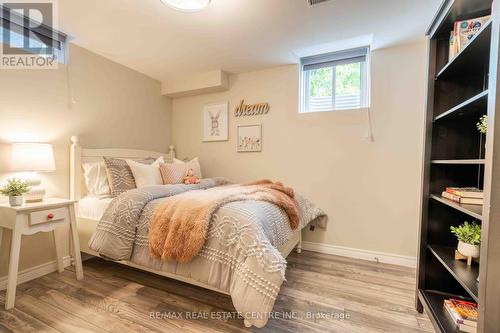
[82,161,110,196]
[127,156,164,188]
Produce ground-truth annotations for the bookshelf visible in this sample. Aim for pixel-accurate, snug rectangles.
[417,1,500,332]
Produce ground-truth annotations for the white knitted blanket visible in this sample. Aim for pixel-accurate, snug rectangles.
[88,178,327,328]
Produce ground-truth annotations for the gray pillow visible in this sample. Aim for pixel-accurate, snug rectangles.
[103,157,155,196]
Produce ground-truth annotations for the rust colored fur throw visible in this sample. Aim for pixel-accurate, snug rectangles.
[149,179,299,262]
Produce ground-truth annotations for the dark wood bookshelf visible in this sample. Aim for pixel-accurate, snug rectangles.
[418,290,468,333]
[418,1,500,332]
[428,245,479,301]
[431,159,485,164]
[435,20,491,80]
[428,0,492,38]
[433,90,488,121]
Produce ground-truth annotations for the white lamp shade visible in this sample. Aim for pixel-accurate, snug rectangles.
[11,142,56,172]
[160,0,210,11]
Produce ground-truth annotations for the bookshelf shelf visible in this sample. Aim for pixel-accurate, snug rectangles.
[433,90,488,121]
[418,290,465,333]
[436,20,491,80]
[431,159,486,165]
[428,245,479,301]
[430,194,483,220]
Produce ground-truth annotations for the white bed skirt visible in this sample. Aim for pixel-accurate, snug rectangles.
[76,217,301,295]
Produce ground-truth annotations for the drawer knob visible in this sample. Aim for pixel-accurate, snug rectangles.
[47,213,54,219]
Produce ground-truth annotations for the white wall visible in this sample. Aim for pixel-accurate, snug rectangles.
[0,44,171,277]
[171,41,426,258]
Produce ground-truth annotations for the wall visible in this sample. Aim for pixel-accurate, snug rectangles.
[171,41,426,258]
[0,44,171,278]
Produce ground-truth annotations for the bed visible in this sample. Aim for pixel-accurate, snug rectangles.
[69,136,325,328]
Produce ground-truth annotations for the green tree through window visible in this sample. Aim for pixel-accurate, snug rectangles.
[309,63,361,98]
[336,62,361,96]
[309,67,333,97]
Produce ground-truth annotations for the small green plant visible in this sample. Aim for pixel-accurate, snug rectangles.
[477,115,487,134]
[450,221,481,245]
[0,178,30,197]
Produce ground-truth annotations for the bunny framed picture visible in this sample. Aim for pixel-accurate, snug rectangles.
[202,102,229,142]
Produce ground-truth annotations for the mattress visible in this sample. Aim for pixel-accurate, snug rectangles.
[77,195,113,220]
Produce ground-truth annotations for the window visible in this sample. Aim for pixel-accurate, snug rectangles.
[300,47,370,113]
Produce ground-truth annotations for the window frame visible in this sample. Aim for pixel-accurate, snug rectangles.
[300,46,371,113]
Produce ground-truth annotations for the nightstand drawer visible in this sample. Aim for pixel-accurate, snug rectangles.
[29,207,66,226]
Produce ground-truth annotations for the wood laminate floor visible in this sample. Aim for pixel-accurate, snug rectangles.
[0,251,434,333]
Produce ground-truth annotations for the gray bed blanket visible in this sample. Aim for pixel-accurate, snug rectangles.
[88,178,327,328]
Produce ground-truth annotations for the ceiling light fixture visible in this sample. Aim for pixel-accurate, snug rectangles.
[160,0,211,12]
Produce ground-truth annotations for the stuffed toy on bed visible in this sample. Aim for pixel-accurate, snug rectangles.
[183,168,200,185]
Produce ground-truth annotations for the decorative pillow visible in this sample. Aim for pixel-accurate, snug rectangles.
[159,162,188,184]
[127,157,164,188]
[82,161,110,196]
[103,157,155,196]
[159,157,202,184]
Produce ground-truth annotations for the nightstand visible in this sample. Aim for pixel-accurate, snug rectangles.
[0,198,83,310]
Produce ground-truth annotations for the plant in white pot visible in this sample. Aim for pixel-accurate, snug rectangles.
[477,115,487,134]
[0,178,30,207]
[477,115,487,152]
[451,221,481,261]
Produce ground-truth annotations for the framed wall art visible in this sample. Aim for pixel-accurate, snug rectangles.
[237,124,262,152]
[203,102,228,142]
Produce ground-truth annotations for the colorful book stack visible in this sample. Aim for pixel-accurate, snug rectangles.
[449,15,491,60]
[441,187,483,205]
[443,299,478,332]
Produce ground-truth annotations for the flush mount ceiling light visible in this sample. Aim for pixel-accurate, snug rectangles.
[160,0,211,11]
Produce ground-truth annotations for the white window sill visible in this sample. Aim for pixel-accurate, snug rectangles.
[299,106,370,114]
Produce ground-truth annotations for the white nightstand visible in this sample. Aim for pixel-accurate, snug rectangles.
[0,198,84,310]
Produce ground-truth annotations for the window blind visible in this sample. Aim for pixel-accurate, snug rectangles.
[301,46,368,71]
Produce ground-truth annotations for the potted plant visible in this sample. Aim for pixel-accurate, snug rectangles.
[0,178,30,207]
[451,221,481,259]
[477,115,487,134]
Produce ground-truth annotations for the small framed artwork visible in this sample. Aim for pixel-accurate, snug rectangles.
[237,124,262,152]
[203,102,229,142]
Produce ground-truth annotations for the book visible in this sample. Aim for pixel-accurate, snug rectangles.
[444,300,463,323]
[450,299,478,327]
[457,324,477,333]
[449,31,458,60]
[441,191,483,205]
[444,300,478,332]
[455,15,491,52]
[446,187,484,199]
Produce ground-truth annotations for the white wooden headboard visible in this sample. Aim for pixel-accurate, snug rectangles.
[69,136,176,201]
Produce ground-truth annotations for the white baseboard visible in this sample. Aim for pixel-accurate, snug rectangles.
[301,241,416,268]
[0,256,72,291]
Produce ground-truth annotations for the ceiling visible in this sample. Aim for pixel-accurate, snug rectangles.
[59,0,441,83]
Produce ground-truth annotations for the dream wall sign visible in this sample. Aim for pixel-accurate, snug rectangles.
[234,100,270,117]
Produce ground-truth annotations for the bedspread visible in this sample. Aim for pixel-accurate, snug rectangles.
[88,178,327,327]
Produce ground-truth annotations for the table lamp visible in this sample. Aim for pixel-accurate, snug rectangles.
[10,142,56,202]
